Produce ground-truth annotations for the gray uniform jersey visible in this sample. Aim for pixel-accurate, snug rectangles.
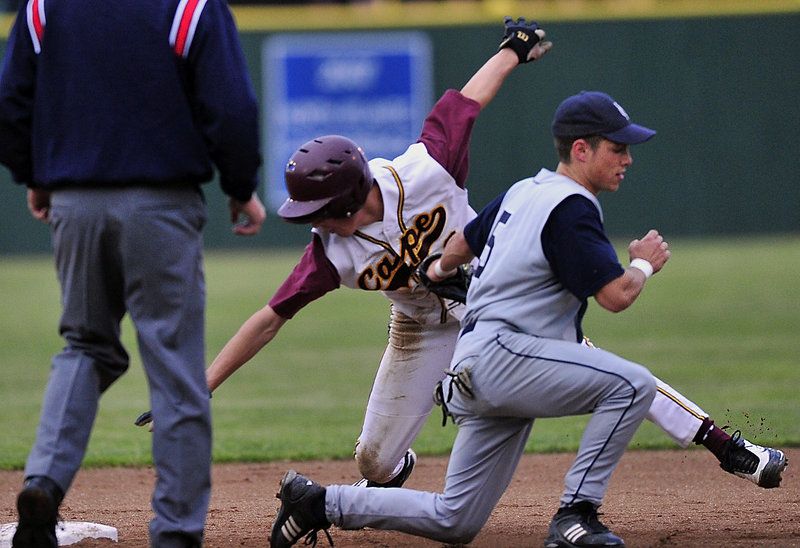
[463,169,599,340]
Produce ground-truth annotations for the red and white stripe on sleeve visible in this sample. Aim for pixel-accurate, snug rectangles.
[169,0,208,58]
[26,0,45,54]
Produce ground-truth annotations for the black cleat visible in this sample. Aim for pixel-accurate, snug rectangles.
[720,430,787,488]
[269,470,332,547]
[544,501,624,547]
[353,449,417,488]
[12,477,62,548]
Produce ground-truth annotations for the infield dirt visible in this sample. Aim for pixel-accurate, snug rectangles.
[2,448,798,547]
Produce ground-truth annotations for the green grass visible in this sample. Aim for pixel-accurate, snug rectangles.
[1,234,798,470]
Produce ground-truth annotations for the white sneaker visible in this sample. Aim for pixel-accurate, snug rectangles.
[720,430,787,488]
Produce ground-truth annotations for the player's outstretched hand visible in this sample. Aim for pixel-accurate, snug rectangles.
[135,410,154,432]
[498,16,552,64]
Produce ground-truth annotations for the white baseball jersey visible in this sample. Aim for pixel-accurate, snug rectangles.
[265,89,482,483]
[317,142,476,325]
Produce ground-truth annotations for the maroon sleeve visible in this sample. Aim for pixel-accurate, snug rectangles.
[268,233,341,319]
[417,89,481,189]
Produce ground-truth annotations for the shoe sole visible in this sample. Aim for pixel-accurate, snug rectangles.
[544,535,625,548]
[13,487,58,548]
[758,453,788,489]
[278,470,298,500]
[393,449,417,488]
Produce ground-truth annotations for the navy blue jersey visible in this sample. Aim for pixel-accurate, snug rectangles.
[0,0,260,201]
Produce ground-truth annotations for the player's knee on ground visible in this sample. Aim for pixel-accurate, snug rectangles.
[436,521,482,545]
[354,443,397,483]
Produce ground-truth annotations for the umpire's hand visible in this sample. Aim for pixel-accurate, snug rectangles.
[230,194,266,235]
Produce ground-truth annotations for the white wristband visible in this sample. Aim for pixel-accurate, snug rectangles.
[630,258,654,280]
[434,259,457,278]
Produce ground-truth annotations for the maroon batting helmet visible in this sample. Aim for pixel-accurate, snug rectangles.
[278,135,373,224]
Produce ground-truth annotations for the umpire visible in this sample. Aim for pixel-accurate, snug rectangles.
[0,0,266,546]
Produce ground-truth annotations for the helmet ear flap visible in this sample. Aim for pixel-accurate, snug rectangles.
[327,172,373,219]
[278,135,373,223]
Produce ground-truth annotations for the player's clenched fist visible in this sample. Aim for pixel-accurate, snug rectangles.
[628,229,670,275]
[498,16,553,64]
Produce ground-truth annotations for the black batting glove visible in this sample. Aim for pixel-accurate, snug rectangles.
[498,16,550,64]
[135,410,154,432]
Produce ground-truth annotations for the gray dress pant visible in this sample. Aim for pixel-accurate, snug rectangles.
[24,186,212,547]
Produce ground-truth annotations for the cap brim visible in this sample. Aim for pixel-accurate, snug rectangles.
[602,123,656,145]
[277,196,333,222]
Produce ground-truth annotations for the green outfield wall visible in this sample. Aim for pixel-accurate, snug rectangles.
[1,1,798,253]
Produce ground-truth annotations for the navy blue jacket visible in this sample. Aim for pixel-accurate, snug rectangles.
[0,0,261,202]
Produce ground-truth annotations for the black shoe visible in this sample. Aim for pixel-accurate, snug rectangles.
[269,470,332,547]
[719,430,788,488]
[544,501,624,547]
[353,449,417,488]
[12,476,62,548]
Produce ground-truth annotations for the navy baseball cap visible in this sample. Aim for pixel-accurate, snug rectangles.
[551,91,656,144]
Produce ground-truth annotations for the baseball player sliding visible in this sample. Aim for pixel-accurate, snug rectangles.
[138,17,785,497]
[266,31,787,548]
[140,16,553,489]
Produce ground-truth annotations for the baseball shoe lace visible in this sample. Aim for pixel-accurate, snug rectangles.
[353,449,417,488]
[720,430,788,488]
[270,470,332,548]
[544,501,625,548]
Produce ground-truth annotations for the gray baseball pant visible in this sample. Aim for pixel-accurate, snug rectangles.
[325,320,655,544]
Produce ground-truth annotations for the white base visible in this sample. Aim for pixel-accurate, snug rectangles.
[0,521,118,547]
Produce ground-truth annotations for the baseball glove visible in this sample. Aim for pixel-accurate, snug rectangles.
[417,253,471,304]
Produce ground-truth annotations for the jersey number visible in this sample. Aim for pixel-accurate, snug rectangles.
[474,210,511,279]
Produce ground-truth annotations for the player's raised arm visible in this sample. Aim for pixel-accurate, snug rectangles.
[460,17,552,108]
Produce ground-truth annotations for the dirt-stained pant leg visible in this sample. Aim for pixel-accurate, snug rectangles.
[354,308,459,483]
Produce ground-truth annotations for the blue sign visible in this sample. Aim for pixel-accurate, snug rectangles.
[262,32,433,211]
